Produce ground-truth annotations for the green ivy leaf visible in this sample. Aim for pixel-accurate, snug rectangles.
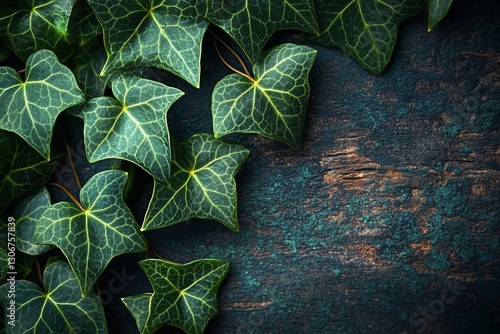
[306,0,425,74]
[81,72,183,183]
[0,45,10,63]
[68,0,102,46]
[0,130,62,215]
[0,49,85,159]
[206,0,318,64]
[0,0,75,62]
[0,248,7,283]
[0,261,107,333]
[427,0,453,31]
[212,43,317,149]
[35,170,147,296]
[123,258,229,334]
[87,0,208,87]
[142,133,249,232]
[11,187,54,255]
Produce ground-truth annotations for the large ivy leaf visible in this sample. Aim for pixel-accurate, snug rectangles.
[427,0,454,31]
[123,258,229,334]
[11,187,54,255]
[0,49,85,159]
[206,0,318,64]
[0,0,75,62]
[305,0,425,74]
[35,170,147,295]
[142,133,249,232]
[0,130,62,215]
[81,72,183,183]
[0,261,107,333]
[212,43,317,149]
[87,0,208,87]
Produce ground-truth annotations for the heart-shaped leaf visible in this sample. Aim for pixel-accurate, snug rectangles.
[0,130,62,215]
[0,0,75,62]
[305,0,425,73]
[123,258,229,334]
[87,0,208,87]
[427,0,454,31]
[35,170,147,295]
[142,133,249,232]
[0,261,107,333]
[0,49,85,159]
[81,72,183,184]
[206,0,318,63]
[10,187,54,256]
[212,43,317,149]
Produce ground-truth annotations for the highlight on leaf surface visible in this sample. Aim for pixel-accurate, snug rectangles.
[0,261,107,334]
[142,133,249,232]
[0,49,85,159]
[80,72,183,184]
[212,43,317,149]
[87,0,208,87]
[305,0,425,74]
[123,258,229,334]
[35,170,148,296]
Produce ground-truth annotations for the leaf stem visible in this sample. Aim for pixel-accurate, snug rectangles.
[209,30,255,82]
[46,182,85,212]
[58,125,82,189]
[34,257,43,283]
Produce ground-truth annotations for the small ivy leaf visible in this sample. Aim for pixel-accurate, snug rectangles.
[68,0,103,47]
[0,49,85,159]
[0,130,62,215]
[10,187,54,256]
[206,0,318,64]
[305,0,425,74]
[0,0,75,62]
[212,43,317,149]
[427,0,454,31]
[123,258,229,334]
[87,0,208,87]
[81,72,183,184]
[142,133,249,232]
[0,248,7,283]
[0,261,107,333]
[35,170,147,296]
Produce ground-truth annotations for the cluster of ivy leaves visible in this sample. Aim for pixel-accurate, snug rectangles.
[0,0,453,333]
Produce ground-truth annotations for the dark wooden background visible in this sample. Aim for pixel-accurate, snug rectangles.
[85,1,499,333]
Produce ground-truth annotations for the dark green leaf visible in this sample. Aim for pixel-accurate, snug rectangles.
[35,170,147,295]
[0,130,62,214]
[427,0,454,31]
[123,258,229,334]
[0,49,85,159]
[0,0,75,62]
[87,0,208,87]
[81,72,183,183]
[69,0,102,46]
[0,261,107,333]
[206,0,318,63]
[0,45,10,63]
[143,133,249,232]
[212,43,317,148]
[306,0,425,73]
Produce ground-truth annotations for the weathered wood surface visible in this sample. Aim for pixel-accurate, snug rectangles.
[100,1,499,333]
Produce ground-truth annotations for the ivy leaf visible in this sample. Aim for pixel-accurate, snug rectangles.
[81,72,183,183]
[206,0,318,64]
[0,261,107,333]
[212,43,317,149]
[0,0,75,62]
[123,258,229,334]
[142,133,249,232]
[87,0,208,87]
[427,0,454,31]
[0,45,10,63]
[0,130,62,215]
[35,170,147,296]
[11,187,54,255]
[0,248,7,283]
[305,0,425,74]
[0,49,85,159]
[68,0,102,46]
